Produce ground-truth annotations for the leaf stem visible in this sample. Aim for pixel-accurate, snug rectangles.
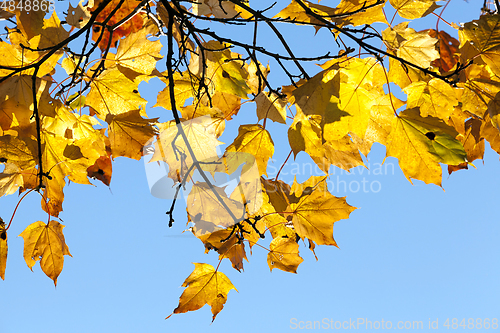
[275,149,293,180]
[6,188,35,230]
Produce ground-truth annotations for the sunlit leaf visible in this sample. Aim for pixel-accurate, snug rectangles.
[267,236,304,273]
[460,14,500,76]
[255,91,287,124]
[386,108,467,185]
[225,124,274,177]
[86,67,147,119]
[91,0,144,50]
[19,220,71,285]
[169,263,237,321]
[390,0,440,19]
[106,110,158,160]
[403,78,458,120]
[115,24,163,75]
[285,177,356,246]
[150,116,223,182]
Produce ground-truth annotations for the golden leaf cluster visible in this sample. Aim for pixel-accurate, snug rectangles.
[0,0,498,321]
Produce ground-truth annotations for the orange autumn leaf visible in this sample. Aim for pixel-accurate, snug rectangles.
[91,0,144,50]
[427,29,460,73]
[87,155,112,186]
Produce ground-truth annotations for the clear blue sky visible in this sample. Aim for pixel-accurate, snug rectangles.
[1,1,499,332]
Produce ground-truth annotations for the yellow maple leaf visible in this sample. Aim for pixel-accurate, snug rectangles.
[386,108,467,185]
[389,0,440,19]
[273,0,335,32]
[334,0,388,27]
[288,108,364,172]
[0,218,6,280]
[85,67,147,119]
[180,105,227,138]
[29,12,69,50]
[317,136,365,172]
[9,2,45,40]
[359,93,404,154]
[106,110,158,160]
[208,91,242,120]
[0,41,61,78]
[488,92,500,132]
[197,229,248,271]
[0,135,37,170]
[42,133,98,186]
[0,75,53,123]
[454,118,485,169]
[397,33,440,68]
[0,99,32,131]
[155,71,199,110]
[247,61,271,95]
[461,76,500,119]
[260,202,293,240]
[255,91,288,124]
[481,114,500,155]
[169,263,237,321]
[291,66,339,117]
[290,175,328,198]
[0,163,24,197]
[388,52,430,89]
[190,41,251,99]
[225,124,274,176]
[193,0,241,19]
[174,91,239,128]
[258,178,297,239]
[261,177,292,216]
[19,220,72,285]
[40,179,65,217]
[459,14,500,77]
[267,236,304,273]
[115,24,163,75]
[325,84,376,141]
[61,54,86,76]
[383,22,420,50]
[150,116,223,182]
[288,109,323,158]
[285,177,356,246]
[217,151,264,216]
[40,131,103,216]
[66,0,94,29]
[403,78,458,120]
[187,182,245,231]
[317,58,387,142]
[46,101,103,137]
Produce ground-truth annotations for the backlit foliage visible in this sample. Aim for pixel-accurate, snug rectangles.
[0,0,498,321]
